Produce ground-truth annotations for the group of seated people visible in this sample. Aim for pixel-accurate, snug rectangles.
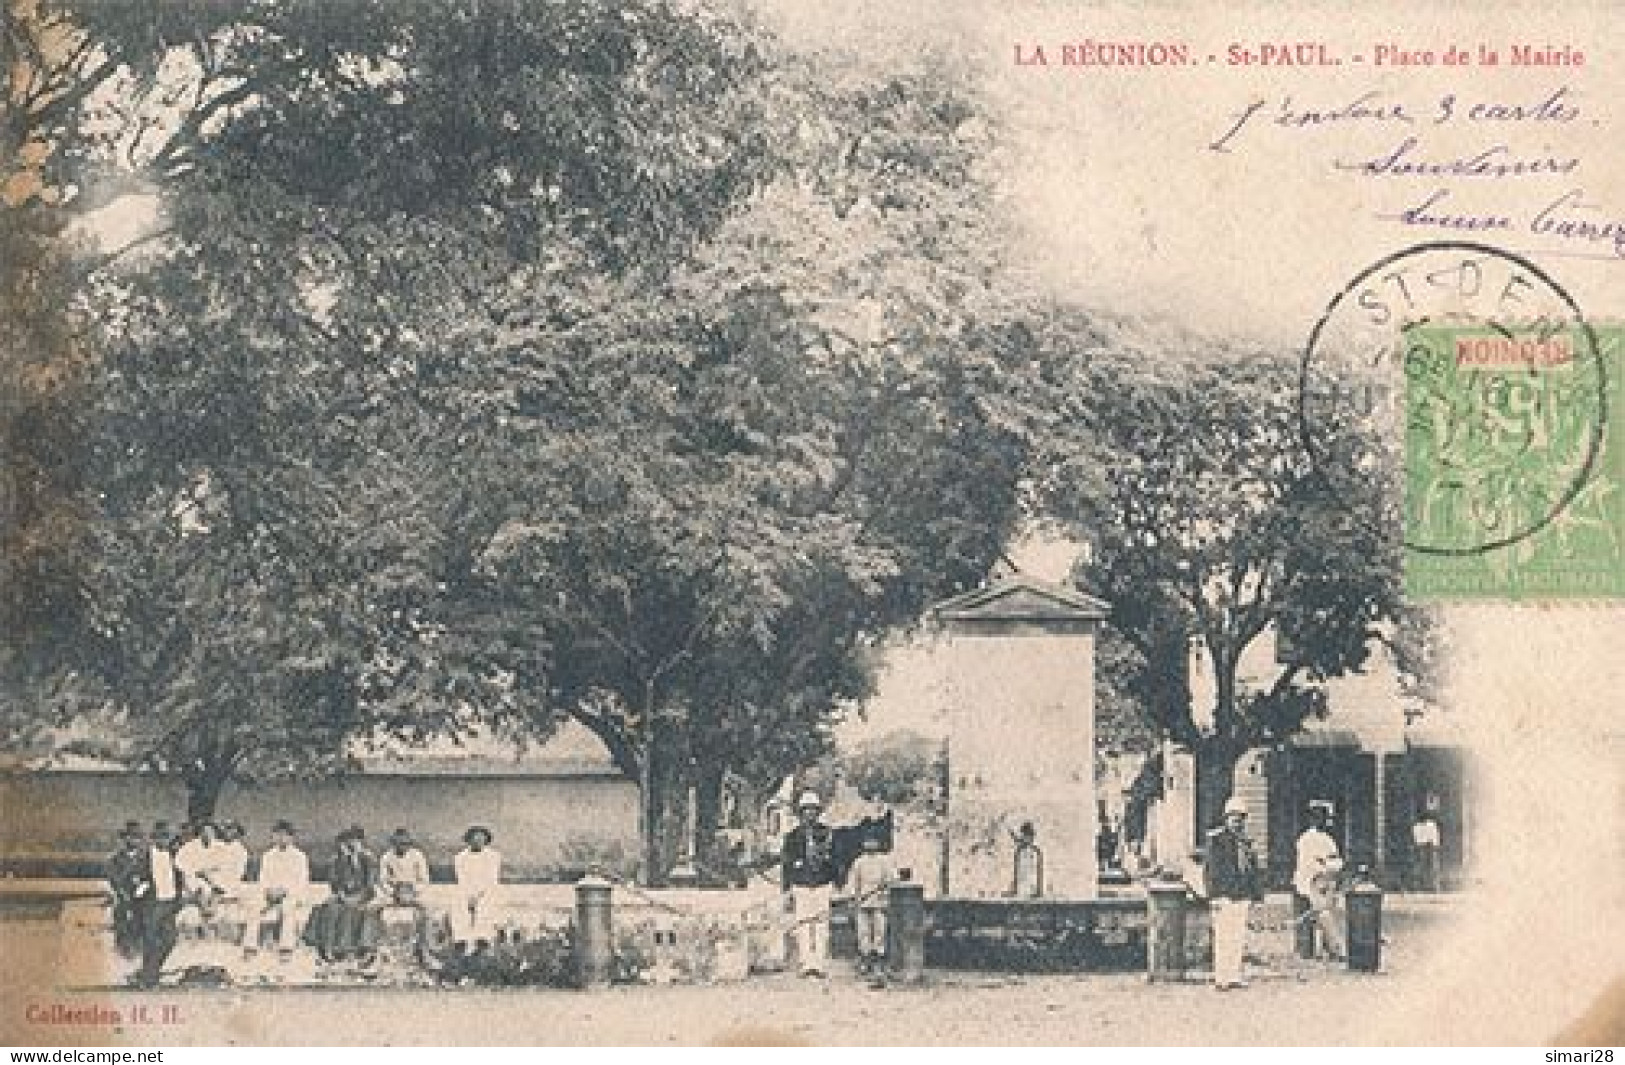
[107,817,505,981]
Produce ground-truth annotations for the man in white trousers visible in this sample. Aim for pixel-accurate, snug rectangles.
[1205,796,1264,990]
[780,791,838,977]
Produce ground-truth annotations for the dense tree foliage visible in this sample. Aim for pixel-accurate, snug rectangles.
[842,729,943,809]
[4,2,1036,867]
[1,1,1432,871]
[1036,323,1424,828]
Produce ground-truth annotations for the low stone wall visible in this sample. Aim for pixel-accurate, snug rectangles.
[920,895,1314,973]
[56,880,786,989]
[923,897,1154,971]
[52,879,1331,989]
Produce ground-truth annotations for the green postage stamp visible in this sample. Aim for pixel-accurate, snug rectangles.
[1403,321,1623,600]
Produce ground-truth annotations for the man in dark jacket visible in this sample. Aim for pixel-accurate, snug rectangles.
[132,821,183,988]
[781,791,838,977]
[107,821,146,961]
[1205,796,1264,990]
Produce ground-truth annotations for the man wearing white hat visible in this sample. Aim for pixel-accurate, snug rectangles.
[1205,796,1264,990]
[781,790,838,977]
[1293,801,1347,960]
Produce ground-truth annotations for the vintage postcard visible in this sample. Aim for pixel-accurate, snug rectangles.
[1,0,1621,1048]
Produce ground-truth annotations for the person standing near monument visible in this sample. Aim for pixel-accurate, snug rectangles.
[847,834,895,977]
[781,791,838,977]
[1412,810,1442,892]
[1292,802,1347,961]
[1206,796,1263,991]
[1096,816,1120,873]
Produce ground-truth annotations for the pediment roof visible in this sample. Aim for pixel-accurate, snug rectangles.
[930,576,1110,622]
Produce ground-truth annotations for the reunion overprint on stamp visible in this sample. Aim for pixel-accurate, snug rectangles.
[1403,321,1622,600]
[1300,241,1622,602]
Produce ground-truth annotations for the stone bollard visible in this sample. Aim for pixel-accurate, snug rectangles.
[888,880,926,984]
[574,875,615,989]
[1293,891,1317,959]
[1346,869,1383,973]
[1146,876,1189,982]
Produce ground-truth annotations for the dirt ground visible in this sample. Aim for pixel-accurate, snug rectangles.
[0,899,1495,1046]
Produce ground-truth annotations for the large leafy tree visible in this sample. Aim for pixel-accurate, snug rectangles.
[1040,326,1410,830]
[12,0,1038,865]
[7,0,783,811]
[416,48,1038,879]
[2,5,106,716]
[8,1,1182,880]
[74,158,387,819]
[0,175,88,724]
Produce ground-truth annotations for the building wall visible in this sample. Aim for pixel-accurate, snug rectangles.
[1264,746,1470,890]
[0,770,639,881]
[1397,746,1471,884]
[1263,747,1378,888]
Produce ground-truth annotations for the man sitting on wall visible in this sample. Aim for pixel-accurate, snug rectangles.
[379,828,432,971]
[174,821,230,936]
[304,825,382,967]
[107,821,147,963]
[381,827,430,902]
[255,820,310,963]
[218,822,250,887]
[132,821,183,988]
[211,820,251,948]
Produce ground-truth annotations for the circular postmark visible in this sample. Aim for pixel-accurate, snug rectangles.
[1300,241,1607,557]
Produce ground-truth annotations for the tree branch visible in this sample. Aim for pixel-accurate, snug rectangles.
[568,703,641,779]
[1263,659,1304,704]
[1233,561,1285,649]
[148,77,261,175]
[77,225,175,282]
[29,54,119,131]
[648,591,723,691]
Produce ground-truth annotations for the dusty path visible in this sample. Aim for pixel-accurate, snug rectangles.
[5,900,1472,1045]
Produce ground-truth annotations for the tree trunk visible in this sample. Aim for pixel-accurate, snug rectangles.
[640,703,688,886]
[184,764,229,825]
[640,732,662,886]
[657,770,685,875]
[694,763,726,875]
[1193,646,1245,834]
[1195,735,1244,837]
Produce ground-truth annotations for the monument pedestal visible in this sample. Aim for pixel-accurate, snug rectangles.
[931,577,1111,902]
